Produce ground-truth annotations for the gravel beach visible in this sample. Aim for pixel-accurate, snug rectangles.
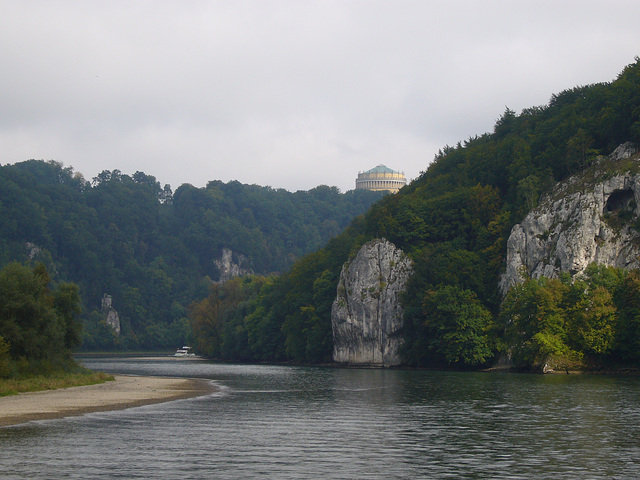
[0,375,215,427]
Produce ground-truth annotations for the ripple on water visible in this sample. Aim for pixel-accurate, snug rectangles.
[2,359,640,479]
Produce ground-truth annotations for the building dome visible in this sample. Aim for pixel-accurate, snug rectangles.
[355,164,406,193]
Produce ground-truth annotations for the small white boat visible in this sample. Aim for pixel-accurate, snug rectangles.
[174,346,196,357]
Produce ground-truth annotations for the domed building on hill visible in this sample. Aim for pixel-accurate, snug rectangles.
[355,164,406,193]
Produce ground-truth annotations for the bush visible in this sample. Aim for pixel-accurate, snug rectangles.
[0,336,10,378]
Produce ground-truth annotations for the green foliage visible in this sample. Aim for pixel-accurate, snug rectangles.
[0,262,63,361]
[420,285,494,366]
[614,269,640,361]
[82,311,120,351]
[501,277,575,368]
[53,282,83,351]
[499,264,640,370]
[190,276,261,358]
[187,215,369,363]
[0,336,10,378]
[0,262,83,376]
[564,281,617,357]
[0,159,381,351]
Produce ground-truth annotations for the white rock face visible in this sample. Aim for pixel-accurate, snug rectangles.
[214,248,253,283]
[500,143,640,294]
[101,294,121,336]
[331,238,412,366]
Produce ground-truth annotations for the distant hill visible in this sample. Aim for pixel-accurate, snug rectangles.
[0,163,382,350]
[188,58,640,368]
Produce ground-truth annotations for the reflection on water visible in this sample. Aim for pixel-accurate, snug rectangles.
[1,357,640,479]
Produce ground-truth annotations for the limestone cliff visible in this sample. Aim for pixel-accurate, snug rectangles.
[331,238,412,366]
[500,142,640,294]
[214,248,253,283]
[101,294,121,336]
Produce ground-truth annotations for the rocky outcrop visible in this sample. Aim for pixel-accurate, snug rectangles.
[25,242,41,260]
[500,143,640,294]
[331,238,412,366]
[101,294,121,336]
[214,248,253,283]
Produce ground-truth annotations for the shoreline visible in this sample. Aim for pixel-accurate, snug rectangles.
[0,375,216,427]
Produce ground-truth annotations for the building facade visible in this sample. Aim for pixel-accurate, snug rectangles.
[355,164,406,193]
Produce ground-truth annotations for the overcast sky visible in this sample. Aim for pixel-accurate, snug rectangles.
[1,1,639,192]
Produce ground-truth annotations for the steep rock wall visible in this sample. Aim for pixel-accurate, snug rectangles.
[101,293,121,336]
[331,238,412,366]
[214,248,253,283]
[500,143,640,294]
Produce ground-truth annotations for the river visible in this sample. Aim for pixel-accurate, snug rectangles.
[1,356,639,479]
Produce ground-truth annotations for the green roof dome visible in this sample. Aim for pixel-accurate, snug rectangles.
[364,164,400,174]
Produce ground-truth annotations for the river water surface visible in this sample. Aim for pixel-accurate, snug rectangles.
[1,357,640,479]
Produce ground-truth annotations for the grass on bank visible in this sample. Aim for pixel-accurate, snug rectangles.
[0,369,114,397]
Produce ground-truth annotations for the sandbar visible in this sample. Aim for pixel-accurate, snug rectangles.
[0,375,215,427]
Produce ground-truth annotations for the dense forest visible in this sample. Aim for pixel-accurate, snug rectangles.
[190,58,640,370]
[0,165,381,351]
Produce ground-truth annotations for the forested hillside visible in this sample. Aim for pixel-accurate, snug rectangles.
[190,58,640,369]
[0,165,381,350]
